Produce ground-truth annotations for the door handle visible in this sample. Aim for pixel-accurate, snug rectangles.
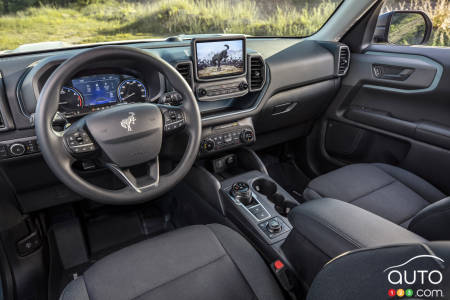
[372,64,414,81]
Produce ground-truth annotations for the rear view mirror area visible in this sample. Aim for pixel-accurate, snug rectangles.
[373,10,432,45]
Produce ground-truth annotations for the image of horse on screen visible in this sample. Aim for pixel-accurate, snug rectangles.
[196,40,245,79]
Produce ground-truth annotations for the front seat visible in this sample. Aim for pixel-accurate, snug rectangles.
[303,163,450,240]
[60,224,284,300]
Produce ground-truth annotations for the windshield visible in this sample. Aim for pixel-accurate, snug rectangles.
[0,0,343,55]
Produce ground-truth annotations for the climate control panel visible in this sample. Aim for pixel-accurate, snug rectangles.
[200,118,255,155]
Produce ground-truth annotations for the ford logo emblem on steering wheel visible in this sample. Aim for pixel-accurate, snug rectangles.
[121,112,136,132]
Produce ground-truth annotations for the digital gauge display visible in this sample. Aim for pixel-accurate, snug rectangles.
[71,74,121,107]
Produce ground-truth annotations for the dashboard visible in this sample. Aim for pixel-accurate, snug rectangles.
[0,36,347,212]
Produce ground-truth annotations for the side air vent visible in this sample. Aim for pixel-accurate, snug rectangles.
[248,55,266,92]
[175,62,193,88]
[337,46,350,76]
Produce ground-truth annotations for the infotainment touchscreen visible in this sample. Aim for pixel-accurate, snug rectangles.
[194,38,245,80]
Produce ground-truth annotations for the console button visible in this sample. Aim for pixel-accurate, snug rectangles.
[0,145,8,158]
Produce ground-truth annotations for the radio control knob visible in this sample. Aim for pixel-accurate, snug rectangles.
[200,139,215,152]
[240,129,254,144]
[198,88,207,97]
[239,82,249,91]
[9,143,26,156]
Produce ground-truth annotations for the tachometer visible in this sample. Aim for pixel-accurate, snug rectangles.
[59,87,84,111]
[118,79,148,102]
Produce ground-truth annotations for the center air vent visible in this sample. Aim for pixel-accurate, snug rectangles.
[248,55,266,92]
[337,46,350,76]
[175,62,193,88]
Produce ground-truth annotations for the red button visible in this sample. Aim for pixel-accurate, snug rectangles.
[274,260,284,270]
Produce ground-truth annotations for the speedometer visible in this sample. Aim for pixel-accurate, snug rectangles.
[118,79,148,102]
[59,87,84,111]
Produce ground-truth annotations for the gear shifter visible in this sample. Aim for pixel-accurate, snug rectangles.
[230,182,253,206]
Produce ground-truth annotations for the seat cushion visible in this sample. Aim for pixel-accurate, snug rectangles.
[60,224,283,300]
[303,163,445,226]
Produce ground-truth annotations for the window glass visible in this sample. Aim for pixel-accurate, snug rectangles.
[0,0,343,54]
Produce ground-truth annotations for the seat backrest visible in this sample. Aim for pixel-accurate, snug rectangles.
[307,242,450,300]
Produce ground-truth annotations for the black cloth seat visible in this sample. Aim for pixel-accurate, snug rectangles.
[307,242,450,300]
[60,224,284,300]
[303,163,445,227]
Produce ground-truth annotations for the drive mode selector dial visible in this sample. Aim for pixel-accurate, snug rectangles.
[230,182,252,206]
[267,219,282,233]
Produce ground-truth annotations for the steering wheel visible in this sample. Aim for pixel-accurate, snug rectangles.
[35,46,201,205]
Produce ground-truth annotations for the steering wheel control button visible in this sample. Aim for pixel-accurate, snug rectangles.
[9,143,26,156]
[65,130,96,154]
[258,217,289,239]
[162,108,185,133]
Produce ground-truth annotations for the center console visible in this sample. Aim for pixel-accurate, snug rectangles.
[221,171,296,245]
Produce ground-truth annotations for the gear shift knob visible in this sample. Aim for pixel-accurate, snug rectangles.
[230,182,252,206]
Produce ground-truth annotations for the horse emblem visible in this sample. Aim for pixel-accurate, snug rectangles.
[120,112,136,132]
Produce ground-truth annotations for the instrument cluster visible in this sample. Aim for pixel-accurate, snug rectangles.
[59,73,152,117]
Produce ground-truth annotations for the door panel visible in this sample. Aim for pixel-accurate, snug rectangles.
[321,45,450,194]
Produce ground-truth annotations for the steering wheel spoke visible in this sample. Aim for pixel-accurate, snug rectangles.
[106,157,160,193]
[158,104,186,135]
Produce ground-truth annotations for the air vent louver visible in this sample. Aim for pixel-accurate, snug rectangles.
[175,62,193,88]
[248,55,266,92]
[337,46,350,76]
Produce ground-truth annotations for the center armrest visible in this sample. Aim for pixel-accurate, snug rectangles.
[282,198,425,285]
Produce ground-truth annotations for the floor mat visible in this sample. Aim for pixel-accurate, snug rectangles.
[259,153,309,202]
[48,203,175,300]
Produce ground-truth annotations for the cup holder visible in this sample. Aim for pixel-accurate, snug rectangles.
[253,178,298,217]
[252,178,277,197]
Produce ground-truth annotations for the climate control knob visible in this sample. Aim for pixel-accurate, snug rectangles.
[200,139,215,152]
[240,129,254,144]
[9,143,26,156]
[198,88,207,97]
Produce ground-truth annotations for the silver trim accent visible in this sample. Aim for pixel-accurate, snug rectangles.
[248,54,266,92]
[106,157,160,193]
[337,45,350,76]
[201,68,270,122]
[229,191,272,222]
